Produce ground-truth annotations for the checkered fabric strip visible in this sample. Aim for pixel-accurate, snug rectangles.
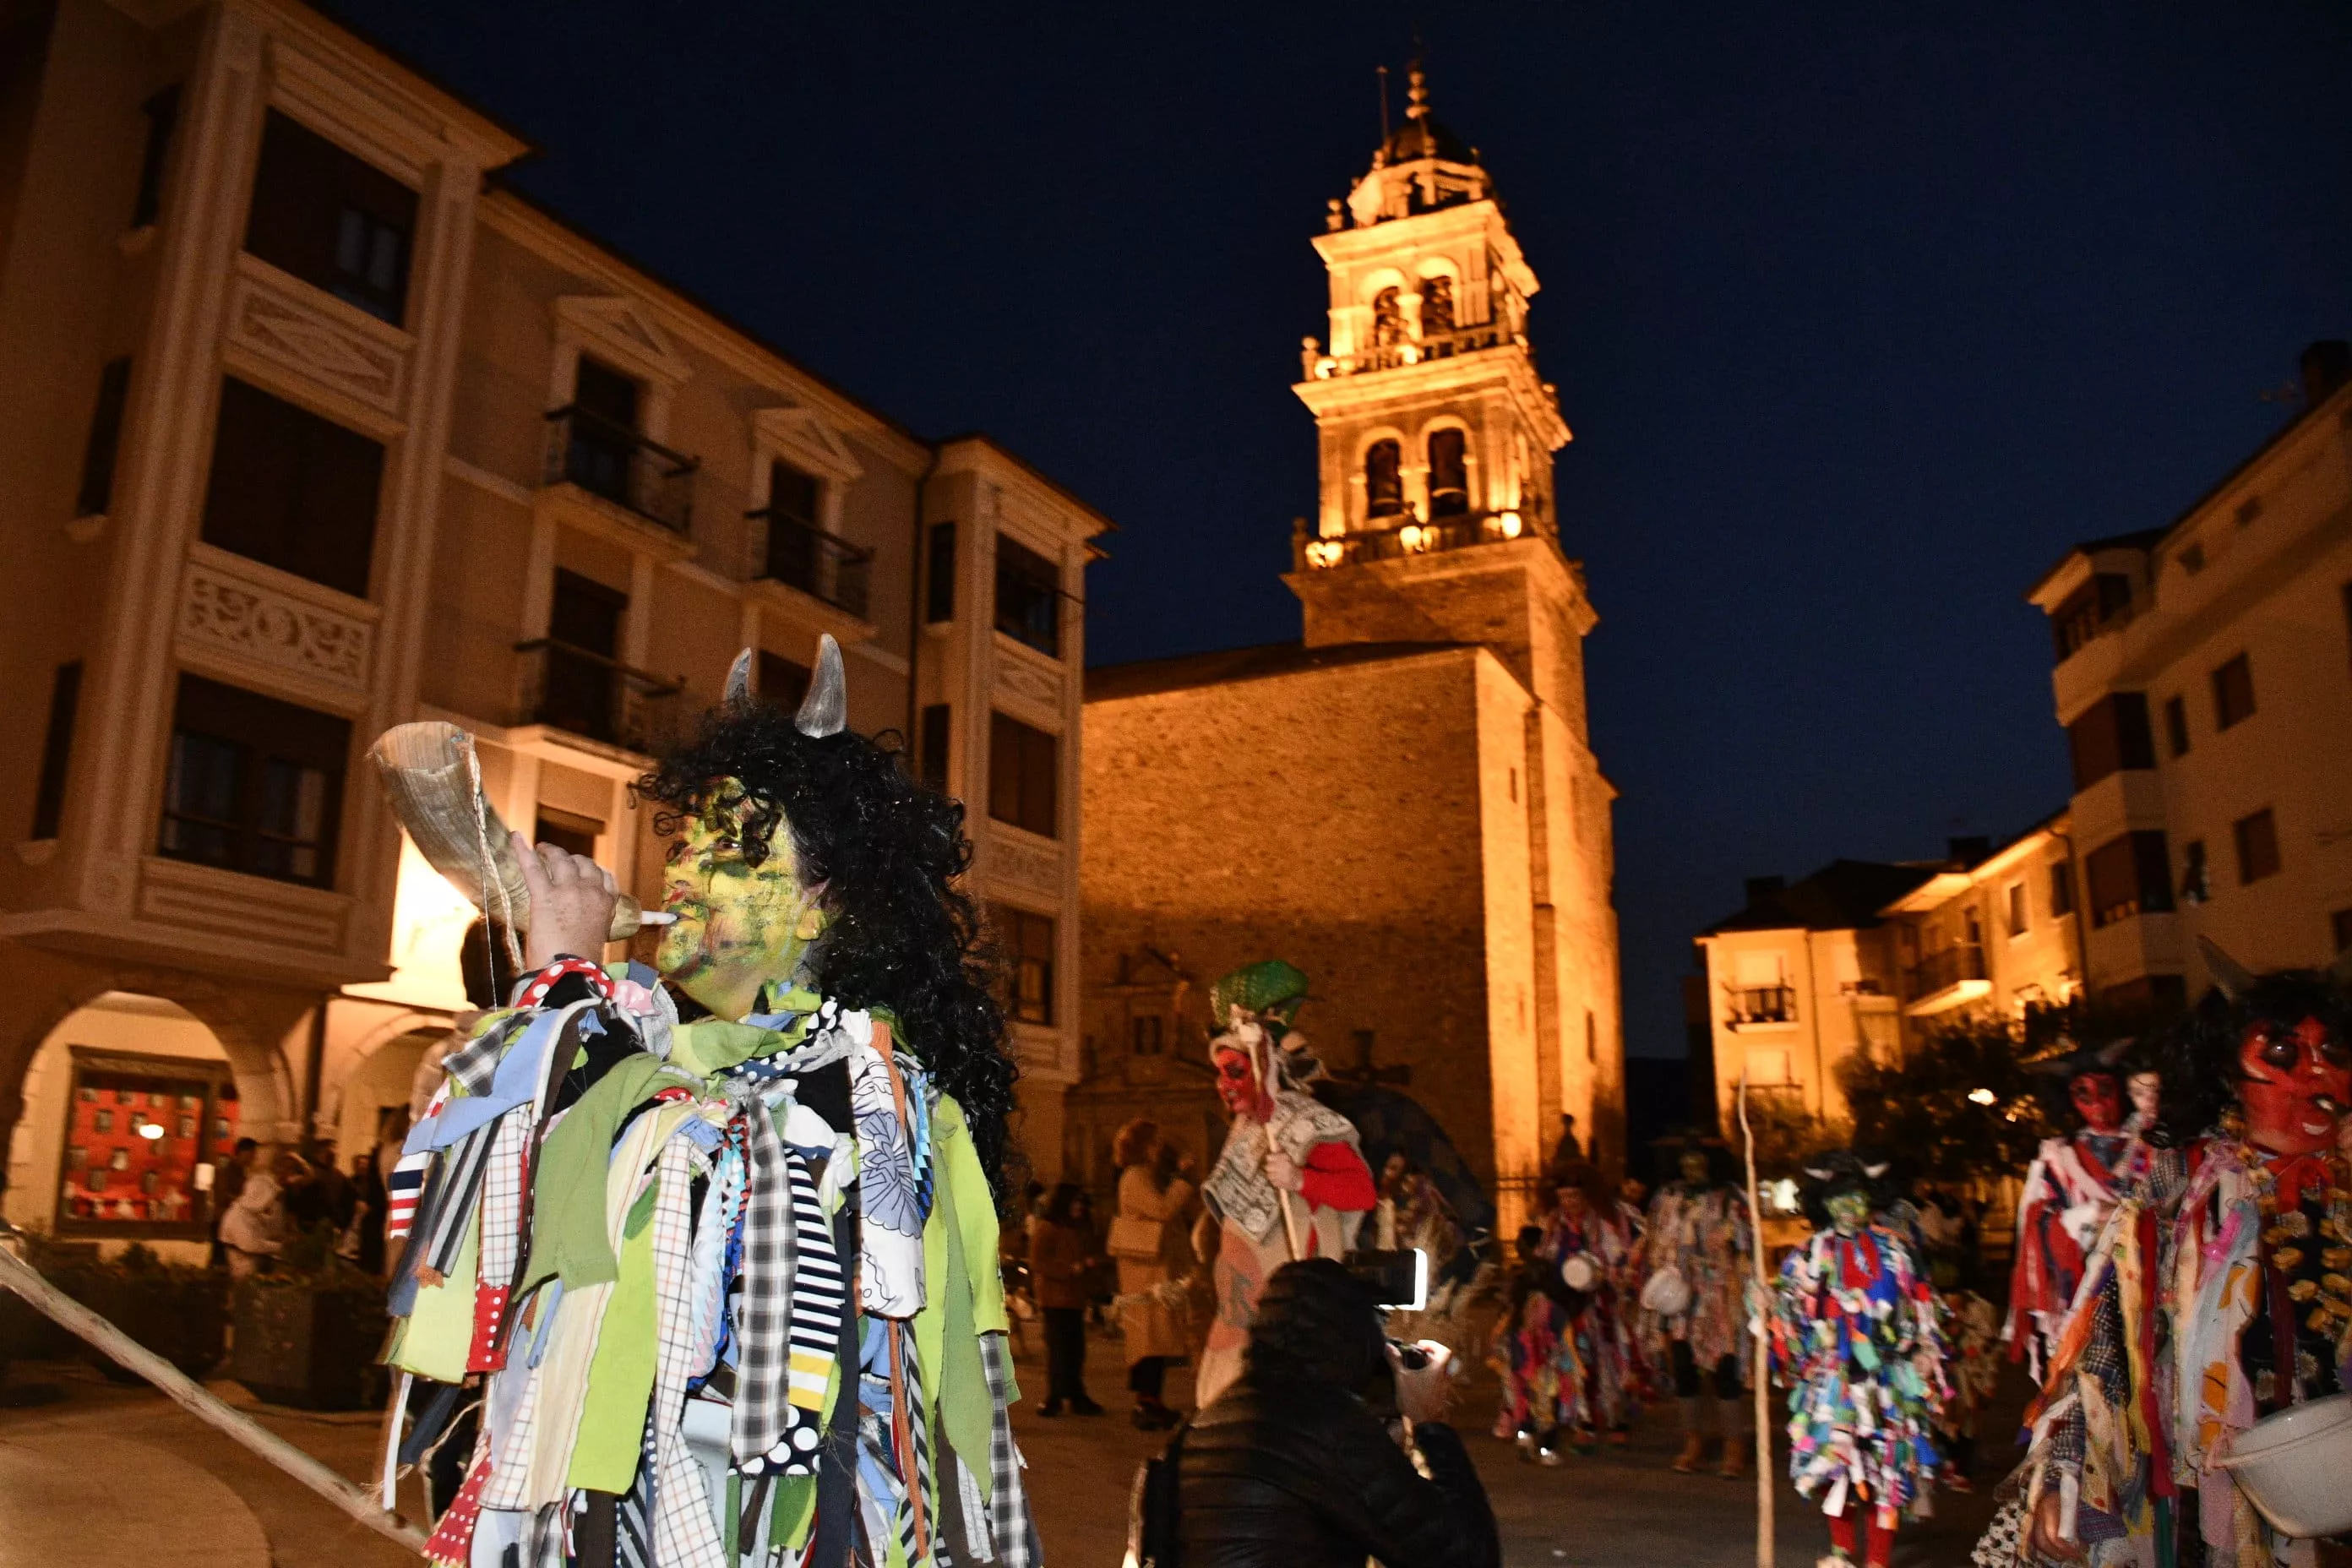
[478,1344,547,1511]
[467,1109,534,1369]
[440,1012,529,1100]
[977,1334,1034,1568]
[732,1098,796,1469]
[647,1131,728,1568]
[780,1146,844,1466]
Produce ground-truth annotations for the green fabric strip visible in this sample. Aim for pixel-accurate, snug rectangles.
[565,1182,661,1491]
[518,1054,679,1295]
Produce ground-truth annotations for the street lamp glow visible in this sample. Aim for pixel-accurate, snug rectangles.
[136,1122,166,1140]
[1968,1087,1997,1106]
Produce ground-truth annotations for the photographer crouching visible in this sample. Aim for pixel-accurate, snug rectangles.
[1162,1256,1500,1568]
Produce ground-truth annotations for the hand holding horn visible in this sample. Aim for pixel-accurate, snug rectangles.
[368,721,662,941]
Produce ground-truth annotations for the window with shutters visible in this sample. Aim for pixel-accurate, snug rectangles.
[993,906,1056,1025]
[993,535,1062,658]
[2234,808,2280,885]
[243,111,416,324]
[988,713,1058,837]
[158,675,349,887]
[2212,654,2256,731]
[2085,830,2174,928]
[200,376,384,598]
[77,357,132,518]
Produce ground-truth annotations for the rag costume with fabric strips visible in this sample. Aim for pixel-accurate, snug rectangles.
[1984,945,2352,1568]
[1641,1141,1754,1476]
[1770,1152,1949,1568]
[2004,1037,2159,1382]
[376,639,1041,1568]
[1192,961,1375,1408]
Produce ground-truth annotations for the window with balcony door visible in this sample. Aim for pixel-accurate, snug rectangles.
[1728,950,1793,1024]
[988,713,1058,838]
[538,571,628,743]
[2212,654,2256,731]
[994,905,1056,1026]
[563,358,641,505]
[2066,692,2154,790]
[2164,694,2190,758]
[158,675,349,887]
[757,651,810,712]
[1427,427,1468,517]
[2234,808,2280,885]
[2049,573,2132,663]
[994,536,1062,658]
[2085,830,2173,929]
[201,377,384,598]
[243,111,416,324]
[1364,439,1403,519]
[756,462,868,618]
[2049,858,2076,917]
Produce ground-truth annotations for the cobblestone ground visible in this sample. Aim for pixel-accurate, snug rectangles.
[1,1326,2017,1567]
[1005,1316,2017,1567]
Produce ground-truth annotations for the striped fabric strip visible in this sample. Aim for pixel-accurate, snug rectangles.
[614,1421,654,1568]
[892,1319,933,1565]
[779,1146,844,1473]
[732,1099,795,1470]
[385,1150,430,1246]
[646,1133,727,1568]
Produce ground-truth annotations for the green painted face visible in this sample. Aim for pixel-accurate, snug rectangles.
[1825,1190,1870,1237]
[656,778,829,1020]
[1679,1150,1711,1187]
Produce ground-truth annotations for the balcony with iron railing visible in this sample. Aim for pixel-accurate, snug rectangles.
[748,507,874,620]
[1295,507,1535,571]
[1726,984,1797,1026]
[1903,944,1988,1005]
[514,637,684,756]
[543,406,698,536]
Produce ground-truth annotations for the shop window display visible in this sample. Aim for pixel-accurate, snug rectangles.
[55,1051,239,1238]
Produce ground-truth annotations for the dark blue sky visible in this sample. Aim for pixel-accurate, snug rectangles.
[335,1,2352,1059]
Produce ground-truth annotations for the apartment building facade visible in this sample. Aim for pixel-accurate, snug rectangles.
[0,0,1106,1250]
[2025,342,2352,1008]
[1694,819,2086,1136]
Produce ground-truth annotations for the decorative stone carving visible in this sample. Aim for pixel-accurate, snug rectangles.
[227,258,410,416]
[179,556,375,694]
[992,651,1063,714]
[984,832,1062,896]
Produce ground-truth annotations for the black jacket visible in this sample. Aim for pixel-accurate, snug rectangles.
[1176,1370,1500,1568]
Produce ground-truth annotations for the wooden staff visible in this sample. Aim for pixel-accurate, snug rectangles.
[1738,1066,1775,1568]
[1255,1030,1307,1261]
[0,1246,427,1553]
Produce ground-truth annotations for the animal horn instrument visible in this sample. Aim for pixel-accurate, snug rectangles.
[368,721,652,941]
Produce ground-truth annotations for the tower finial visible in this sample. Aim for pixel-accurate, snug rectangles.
[1407,57,1429,122]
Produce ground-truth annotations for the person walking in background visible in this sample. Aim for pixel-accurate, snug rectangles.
[1027,1181,1106,1415]
[209,1136,257,1267]
[220,1150,300,1279]
[1111,1118,1197,1429]
[348,1149,388,1273]
[1549,1112,1584,1175]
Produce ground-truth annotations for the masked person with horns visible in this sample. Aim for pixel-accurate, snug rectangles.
[1771,1151,1950,1568]
[1191,961,1377,1410]
[378,638,1040,1568]
[2005,1036,2159,1382]
[1997,944,2352,1568]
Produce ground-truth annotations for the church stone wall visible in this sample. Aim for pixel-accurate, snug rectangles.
[1082,647,1505,1184]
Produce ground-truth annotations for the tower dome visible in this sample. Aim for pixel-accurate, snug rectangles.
[1342,61,1491,228]
[1378,63,1478,169]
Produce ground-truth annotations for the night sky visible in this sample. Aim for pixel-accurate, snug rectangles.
[332,1,2352,1061]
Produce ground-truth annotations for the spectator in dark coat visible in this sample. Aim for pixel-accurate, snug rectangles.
[1178,1257,1500,1568]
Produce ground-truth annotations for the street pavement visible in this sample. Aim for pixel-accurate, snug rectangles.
[0,1328,2017,1566]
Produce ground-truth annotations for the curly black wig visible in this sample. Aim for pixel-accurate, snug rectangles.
[640,701,1017,1198]
[2157,970,2352,1145]
[2022,1032,2145,1132]
[1796,1148,1897,1228]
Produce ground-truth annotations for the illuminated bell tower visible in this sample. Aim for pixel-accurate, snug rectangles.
[1288,62,1620,1170]
[1288,62,1586,718]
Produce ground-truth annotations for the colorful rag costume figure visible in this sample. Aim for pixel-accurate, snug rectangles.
[1990,952,2352,1568]
[1642,1143,1755,1477]
[378,640,1039,1568]
[1770,1152,1948,1568]
[1497,1168,1644,1458]
[2006,1037,2157,1381]
[1193,961,1375,1408]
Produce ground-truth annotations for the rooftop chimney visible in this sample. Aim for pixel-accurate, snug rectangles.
[1745,874,1787,904]
[1948,836,1991,866]
[2302,340,2350,406]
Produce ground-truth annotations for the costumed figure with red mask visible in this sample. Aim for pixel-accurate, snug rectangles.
[1771,1150,1949,1568]
[1995,945,2352,1568]
[1192,961,1376,1407]
[2006,1037,2159,1381]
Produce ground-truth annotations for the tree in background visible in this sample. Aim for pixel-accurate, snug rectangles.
[1838,1010,2067,1184]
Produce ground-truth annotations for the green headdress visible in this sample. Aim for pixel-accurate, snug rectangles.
[1209,960,1311,1030]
